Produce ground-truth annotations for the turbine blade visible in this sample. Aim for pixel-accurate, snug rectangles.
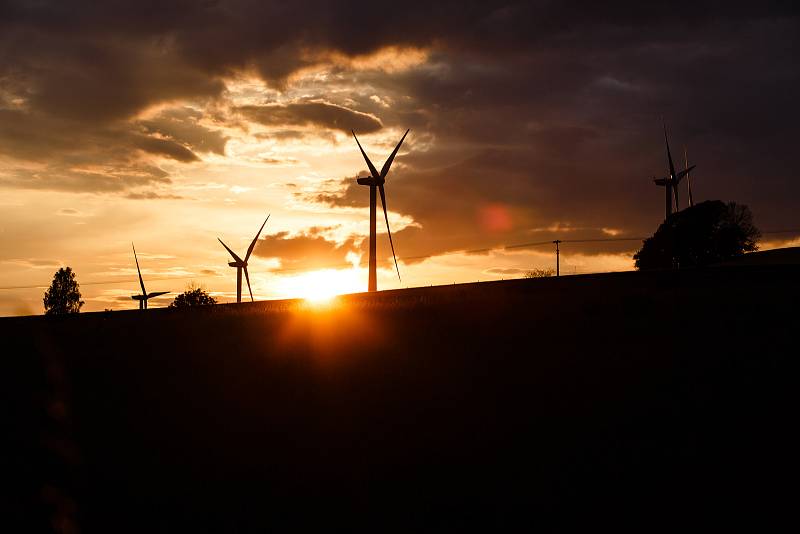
[674,165,696,181]
[663,121,677,180]
[218,238,243,263]
[352,130,381,180]
[244,266,254,302]
[684,146,689,172]
[685,146,694,207]
[245,214,270,262]
[379,129,410,180]
[147,291,169,298]
[132,242,146,296]
[379,184,401,282]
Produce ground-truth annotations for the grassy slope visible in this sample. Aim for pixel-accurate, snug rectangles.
[2,266,797,532]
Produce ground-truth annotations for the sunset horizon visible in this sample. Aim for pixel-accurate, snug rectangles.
[2,2,799,314]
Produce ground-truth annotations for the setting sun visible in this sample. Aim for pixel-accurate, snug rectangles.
[275,268,364,304]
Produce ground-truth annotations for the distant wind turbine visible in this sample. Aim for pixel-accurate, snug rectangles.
[131,243,169,309]
[218,215,270,303]
[352,129,408,292]
[653,122,695,219]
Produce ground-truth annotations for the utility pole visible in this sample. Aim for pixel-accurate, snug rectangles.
[553,240,561,277]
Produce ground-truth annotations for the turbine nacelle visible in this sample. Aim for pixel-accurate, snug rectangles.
[357,176,383,186]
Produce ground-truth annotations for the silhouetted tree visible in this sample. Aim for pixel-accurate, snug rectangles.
[634,200,760,270]
[525,268,555,278]
[169,284,218,308]
[43,267,84,315]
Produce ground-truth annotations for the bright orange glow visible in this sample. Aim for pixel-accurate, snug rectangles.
[275,268,363,304]
[274,291,383,366]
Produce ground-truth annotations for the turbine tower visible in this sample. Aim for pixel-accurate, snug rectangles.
[131,243,169,309]
[218,215,269,303]
[652,123,695,220]
[352,129,407,292]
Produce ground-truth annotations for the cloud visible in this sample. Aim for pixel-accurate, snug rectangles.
[259,156,300,166]
[138,107,229,156]
[0,0,798,245]
[485,267,528,275]
[254,230,358,271]
[133,135,199,162]
[2,258,63,269]
[124,191,184,200]
[301,145,652,266]
[0,163,172,194]
[237,101,382,133]
[0,108,184,193]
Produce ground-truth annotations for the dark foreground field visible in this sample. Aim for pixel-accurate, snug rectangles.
[2,266,798,532]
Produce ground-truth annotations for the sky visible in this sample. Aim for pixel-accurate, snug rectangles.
[1,0,799,315]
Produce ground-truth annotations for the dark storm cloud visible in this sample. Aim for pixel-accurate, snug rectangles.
[292,5,800,261]
[237,102,382,134]
[254,230,359,271]
[2,0,793,119]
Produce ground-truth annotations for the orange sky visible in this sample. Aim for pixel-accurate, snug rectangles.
[1,2,799,315]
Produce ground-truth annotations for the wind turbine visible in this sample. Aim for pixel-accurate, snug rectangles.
[218,215,269,303]
[352,129,408,292]
[653,122,695,219]
[131,243,169,309]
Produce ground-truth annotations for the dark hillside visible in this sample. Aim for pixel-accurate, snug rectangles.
[3,266,797,532]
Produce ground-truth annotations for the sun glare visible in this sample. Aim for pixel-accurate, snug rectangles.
[276,268,363,304]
